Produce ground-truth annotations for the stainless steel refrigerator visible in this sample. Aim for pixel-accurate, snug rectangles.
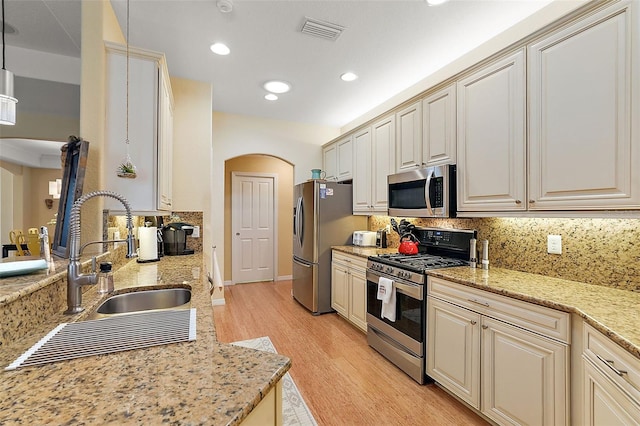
[292,181,367,314]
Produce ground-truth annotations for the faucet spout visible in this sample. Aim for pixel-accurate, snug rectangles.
[64,190,138,314]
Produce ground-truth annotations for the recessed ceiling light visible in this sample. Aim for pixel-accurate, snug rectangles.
[265,94,278,101]
[263,81,291,94]
[340,72,358,82]
[210,43,230,55]
[426,0,449,5]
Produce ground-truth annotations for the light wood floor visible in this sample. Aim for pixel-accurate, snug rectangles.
[213,280,488,426]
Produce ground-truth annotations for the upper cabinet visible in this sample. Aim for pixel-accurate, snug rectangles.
[456,49,527,212]
[528,0,639,210]
[395,101,423,172]
[422,83,456,167]
[322,143,338,181]
[323,135,353,182]
[104,42,174,213]
[353,114,395,215]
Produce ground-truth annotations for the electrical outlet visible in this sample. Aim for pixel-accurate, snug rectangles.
[547,235,562,255]
[191,225,200,238]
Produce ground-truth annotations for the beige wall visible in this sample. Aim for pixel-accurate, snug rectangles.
[211,112,339,284]
[224,155,293,281]
[370,216,640,292]
[170,76,213,273]
[0,112,79,140]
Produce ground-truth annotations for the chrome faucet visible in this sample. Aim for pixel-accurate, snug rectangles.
[64,190,137,314]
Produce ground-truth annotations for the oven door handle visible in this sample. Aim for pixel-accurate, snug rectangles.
[367,271,423,300]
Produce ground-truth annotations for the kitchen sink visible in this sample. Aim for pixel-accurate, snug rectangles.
[92,288,192,317]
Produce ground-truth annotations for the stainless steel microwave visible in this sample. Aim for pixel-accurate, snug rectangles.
[387,165,456,218]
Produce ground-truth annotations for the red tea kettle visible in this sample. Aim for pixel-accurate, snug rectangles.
[398,233,419,255]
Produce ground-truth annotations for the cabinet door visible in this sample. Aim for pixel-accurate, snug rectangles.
[104,50,159,212]
[395,101,423,172]
[323,143,337,181]
[427,296,481,409]
[529,1,639,210]
[349,267,367,332]
[457,49,526,212]
[331,261,349,317]
[583,357,640,425]
[422,83,456,166]
[482,317,568,426]
[352,128,372,213]
[337,136,353,181]
[158,71,173,211]
[371,114,395,213]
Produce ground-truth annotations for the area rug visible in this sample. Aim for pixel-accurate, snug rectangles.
[231,336,317,426]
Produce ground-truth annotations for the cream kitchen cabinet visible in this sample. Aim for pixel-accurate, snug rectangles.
[456,49,526,213]
[395,101,423,172]
[427,276,570,425]
[322,143,338,181]
[582,323,640,425]
[353,114,395,215]
[104,42,174,213]
[528,0,640,210]
[422,83,456,167]
[323,136,353,182]
[331,251,367,332]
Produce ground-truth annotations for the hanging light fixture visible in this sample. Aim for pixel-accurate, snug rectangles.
[0,0,17,126]
[116,0,137,178]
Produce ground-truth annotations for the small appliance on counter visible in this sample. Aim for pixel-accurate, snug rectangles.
[353,231,377,247]
[162,222,195,256]
[376,230,387,248]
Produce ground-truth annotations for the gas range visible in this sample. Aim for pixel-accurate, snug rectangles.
[366,227,475,285]
[368,254,468,284]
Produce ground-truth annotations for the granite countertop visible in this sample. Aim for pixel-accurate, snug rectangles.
[0,255,291,425]
[335,245,640,361]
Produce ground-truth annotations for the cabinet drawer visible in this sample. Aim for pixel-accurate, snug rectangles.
[332,251,367,271]
[584,323,640,401]
[428,277,570,344]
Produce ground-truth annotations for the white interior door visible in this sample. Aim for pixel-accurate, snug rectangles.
[231,173,276,284]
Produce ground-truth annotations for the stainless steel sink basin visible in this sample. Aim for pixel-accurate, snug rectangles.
[94,288,191,316]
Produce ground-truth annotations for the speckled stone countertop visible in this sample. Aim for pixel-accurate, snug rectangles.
[336,245,640,361]
[0,255,291,425]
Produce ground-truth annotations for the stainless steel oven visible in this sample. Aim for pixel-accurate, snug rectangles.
[366,268,425,383]
[366,227,475,384]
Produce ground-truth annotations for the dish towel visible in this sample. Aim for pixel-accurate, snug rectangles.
[377,277,396,322]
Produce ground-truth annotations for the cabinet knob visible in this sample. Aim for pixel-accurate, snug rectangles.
[235,233,240,236]
[529,200,535,203]
[481,325,488,330]
[515,200,522,204]
[470,320,477,325]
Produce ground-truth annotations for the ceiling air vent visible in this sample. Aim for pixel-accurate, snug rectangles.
[300,17,345,41]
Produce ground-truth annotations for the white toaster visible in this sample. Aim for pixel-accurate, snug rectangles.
[353,231,377,247]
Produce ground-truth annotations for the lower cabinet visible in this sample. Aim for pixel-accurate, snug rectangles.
[427,277,570,425]
[331,251,367,332]
[241,380,283,425]
[582,323,640,424]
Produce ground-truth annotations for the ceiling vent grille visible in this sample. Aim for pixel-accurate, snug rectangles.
[300,17,345,41]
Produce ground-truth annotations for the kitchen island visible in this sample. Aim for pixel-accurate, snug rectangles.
[0,254,290,425]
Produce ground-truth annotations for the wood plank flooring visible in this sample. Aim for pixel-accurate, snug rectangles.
[213,280,488,426]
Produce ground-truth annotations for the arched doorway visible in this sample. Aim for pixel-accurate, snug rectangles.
[224,154,294,284]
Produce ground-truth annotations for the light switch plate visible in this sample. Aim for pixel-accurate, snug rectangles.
[547,235,562,255]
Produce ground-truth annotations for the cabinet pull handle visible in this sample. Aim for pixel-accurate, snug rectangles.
[595,354,628,377]
[470,320,477,325]
[467,298,490,307]
[515,200,522,204]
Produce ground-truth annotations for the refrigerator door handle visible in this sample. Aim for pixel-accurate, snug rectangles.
[293,257,312,268]
[297,195,304,248]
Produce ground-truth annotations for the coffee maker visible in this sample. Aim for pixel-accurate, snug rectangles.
[162,222,195,256]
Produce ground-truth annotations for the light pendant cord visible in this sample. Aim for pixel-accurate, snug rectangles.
[125,0,130,147]
[2,0,6,71]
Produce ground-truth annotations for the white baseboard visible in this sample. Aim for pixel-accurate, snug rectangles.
[224,280,234,286]
[277,275,292,281]
[211,298,226,306]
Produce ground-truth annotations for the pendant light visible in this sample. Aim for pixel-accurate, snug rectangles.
[0,0,17,126]
[117,0,137,178]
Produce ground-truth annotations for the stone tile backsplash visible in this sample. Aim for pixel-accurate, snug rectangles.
[369,216,640,291]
